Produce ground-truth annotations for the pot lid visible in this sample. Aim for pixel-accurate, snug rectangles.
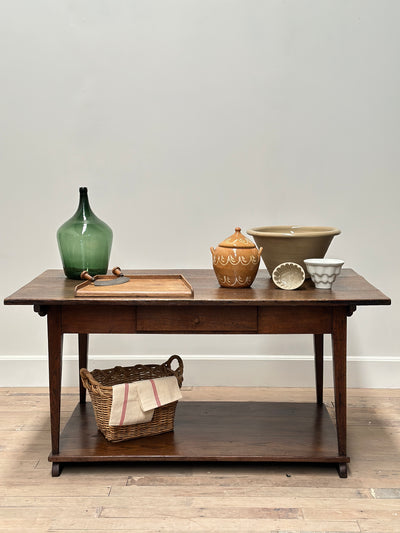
[219,227,256,249]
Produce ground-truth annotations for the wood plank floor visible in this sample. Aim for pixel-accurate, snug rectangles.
[0,387,399,532]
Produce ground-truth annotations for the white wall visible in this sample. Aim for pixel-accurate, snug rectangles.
[1,0,399,387]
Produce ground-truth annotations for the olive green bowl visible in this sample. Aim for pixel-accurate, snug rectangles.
[246,226,341,278]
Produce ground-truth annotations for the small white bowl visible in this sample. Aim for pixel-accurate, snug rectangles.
[272,262,305,290]
[304,258,344,289]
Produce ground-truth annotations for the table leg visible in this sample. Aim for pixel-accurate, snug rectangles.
[78,334,88,404]
[47,307,63,476]
[314,334,324,405]
[331,308,348,478]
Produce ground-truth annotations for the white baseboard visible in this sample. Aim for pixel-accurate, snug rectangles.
[0,355,399,388]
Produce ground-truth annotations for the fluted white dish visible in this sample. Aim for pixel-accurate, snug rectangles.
[304,258,344,289]
[272,262,305,290]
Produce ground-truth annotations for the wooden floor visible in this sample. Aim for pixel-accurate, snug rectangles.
[0,387,399,532]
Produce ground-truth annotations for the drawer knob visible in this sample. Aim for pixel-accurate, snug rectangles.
[194,317,200,325]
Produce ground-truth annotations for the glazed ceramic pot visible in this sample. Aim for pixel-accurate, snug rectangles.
[210,227,262,288]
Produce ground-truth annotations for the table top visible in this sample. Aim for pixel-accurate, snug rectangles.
[4,269,391,307]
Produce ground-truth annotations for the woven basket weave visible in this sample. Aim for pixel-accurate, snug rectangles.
[80,355,184,443]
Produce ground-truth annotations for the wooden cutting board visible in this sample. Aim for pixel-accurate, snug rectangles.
[75,274,194,298]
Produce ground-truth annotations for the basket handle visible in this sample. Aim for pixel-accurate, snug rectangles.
[80,368,105,395]
[163,355,184,386]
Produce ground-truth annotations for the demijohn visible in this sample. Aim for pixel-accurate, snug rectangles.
[57,187,113,279]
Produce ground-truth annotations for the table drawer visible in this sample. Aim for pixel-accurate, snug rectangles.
[137,306,257,333]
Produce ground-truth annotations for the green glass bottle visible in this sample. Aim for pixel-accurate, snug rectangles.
[57,187,113,279]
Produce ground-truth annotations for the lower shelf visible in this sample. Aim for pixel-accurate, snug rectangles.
[49,401,349,476]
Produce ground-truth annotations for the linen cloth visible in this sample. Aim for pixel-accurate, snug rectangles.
[135,375,182,412]
[109,376,182,426]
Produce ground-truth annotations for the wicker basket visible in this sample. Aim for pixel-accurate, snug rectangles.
[80,355,184,443]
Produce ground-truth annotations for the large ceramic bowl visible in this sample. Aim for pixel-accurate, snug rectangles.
[246,226,341,277]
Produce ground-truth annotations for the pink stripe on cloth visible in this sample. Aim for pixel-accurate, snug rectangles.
[119,382,129,425]
[150,379,161,407]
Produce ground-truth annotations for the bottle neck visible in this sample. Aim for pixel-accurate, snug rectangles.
[75,187,94,220]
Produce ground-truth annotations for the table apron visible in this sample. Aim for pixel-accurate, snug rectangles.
[59,304,343,334]
[61,305,136,334]
[258,307,333,334]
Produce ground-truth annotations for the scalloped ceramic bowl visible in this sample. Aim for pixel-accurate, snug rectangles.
[272,262,305,290]
[247,226,341,278]
[304,258,344,289]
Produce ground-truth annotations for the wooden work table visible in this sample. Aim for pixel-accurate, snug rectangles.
[4,269,390,477]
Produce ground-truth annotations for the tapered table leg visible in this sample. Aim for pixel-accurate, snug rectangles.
[47,307,63,476]
[78,334,88,404]
[332,308,348,478]
[314,334,324,405]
